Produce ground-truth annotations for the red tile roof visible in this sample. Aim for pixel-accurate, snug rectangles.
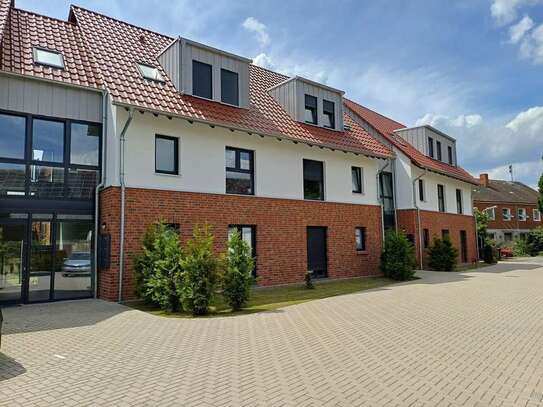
[66,6,391,159]
[0,0,12,46]
[1,6,101,88]
[345,99,478,185]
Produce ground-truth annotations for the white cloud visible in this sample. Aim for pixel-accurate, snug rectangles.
[506,105,543,132]
[490,0,542,25]
[509,15,534,43]
[415,113,482,129]
[519,23,543,63]
[252,53,274,69]
[242,17,270,48]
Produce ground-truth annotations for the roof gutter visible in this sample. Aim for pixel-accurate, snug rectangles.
[412,168,428,270]
[118,107,134,303]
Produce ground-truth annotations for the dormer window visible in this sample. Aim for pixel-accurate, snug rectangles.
[436,140,442,161]
[304,95,318,125]
[428,137,434,158]
[33,47,64,69]
[221,69,239,106]
[137,63,164,82]
[448,146,453,165]
[192,60,213,99]
[323,100,335,129]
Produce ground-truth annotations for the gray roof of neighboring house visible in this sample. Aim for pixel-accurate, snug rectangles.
[473,179,539,204]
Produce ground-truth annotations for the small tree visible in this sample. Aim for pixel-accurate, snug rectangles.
[380,230,417,281]
[483,242,497,264]
[538,172,543,213]
[428,237,458,271]
[179,224,220,315]
[222,230,254,311]
[134,222,183,312]
[527,227,543,256]
[474,208,489,253]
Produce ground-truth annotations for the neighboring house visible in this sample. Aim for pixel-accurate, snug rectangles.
[473,174,541,243]
[345,101,478,268]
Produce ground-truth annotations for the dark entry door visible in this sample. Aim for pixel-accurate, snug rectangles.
[307,227,327,278]
[460,230,468,263]
[0,221,27,304]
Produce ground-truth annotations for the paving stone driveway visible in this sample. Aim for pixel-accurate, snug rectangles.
[2,258,543,407]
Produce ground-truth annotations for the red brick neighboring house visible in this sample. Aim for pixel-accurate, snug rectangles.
[473,174,541,243]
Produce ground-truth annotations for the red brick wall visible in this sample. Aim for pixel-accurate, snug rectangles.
[473,202,541,231]
[397,209,477,267]
[98,186,384,301]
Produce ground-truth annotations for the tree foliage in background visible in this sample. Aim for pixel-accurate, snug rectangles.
[428,237,458,271]
[527,228,543,256]
[222,230,254,311]
[380,230,417,281]
[179,224,220,315]
[134,222,183,312]
[474,208,489,242]
[538,173,543,213]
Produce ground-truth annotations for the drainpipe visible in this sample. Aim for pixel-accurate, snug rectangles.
[376,158,392,240]
[93,90,109,299]
[412,168,427,270]
[118,108,134,303]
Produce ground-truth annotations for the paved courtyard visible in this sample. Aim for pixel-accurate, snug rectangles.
[2,258,543,407]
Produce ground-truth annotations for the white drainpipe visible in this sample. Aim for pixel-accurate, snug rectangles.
[118,108,134,303]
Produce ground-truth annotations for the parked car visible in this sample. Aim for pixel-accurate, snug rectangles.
[499,247,514,258]
[61,252,91,276]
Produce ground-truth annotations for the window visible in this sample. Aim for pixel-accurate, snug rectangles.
[228,225,256,277]
[518,208,527,221]
[225,147,254,195]
[436,141,442,161]
[504,232,513,242]
[442,229,450,240]
[379,171,395,230]
[303,159,324,200]
[502,208,511,221]
[485,207,496,220]
[155,135,179,175]
[32,119,64,163]
[304,94,317,124]
[448,146,453,165]
[136,63,164,82]
[534,209,541,222]
[29,165,65,199]
[352,166,363,194]
[428,137,434,158]
[323,100,335,129]
[456,189,463,214]
[437,184,445,212]
[33,47,64,69]
[70,123,100,166]
[423,228,430,248]
[221,69,239,106]
[192,60,212,99]
[355,227,366,251]
[0,163,26,196]
[0,113,26,159]
[67,168,99,199]
[418,179,425,201]
[165,223,180,233]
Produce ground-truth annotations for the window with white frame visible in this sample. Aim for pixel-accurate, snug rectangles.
[518,208,527,221]
[33,47,64,69]
[502,208,511,221]
[485,207,496,220]
[137,63,164,82]
[534,208,541,222]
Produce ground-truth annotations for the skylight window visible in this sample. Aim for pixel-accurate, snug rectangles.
[137,63,164,82]
[33,47,64,69]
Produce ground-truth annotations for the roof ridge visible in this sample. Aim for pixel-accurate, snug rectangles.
[249,63,289,81]
[345,98,406,129]
[13,6,76,25]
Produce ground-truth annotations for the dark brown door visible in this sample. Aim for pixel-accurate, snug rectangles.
[307,227,327,278]
[460,230,468,263]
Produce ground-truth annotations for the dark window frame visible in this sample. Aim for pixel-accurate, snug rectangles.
[436,140,442,161]
[192,60,213,99]
[418,179,425,201]
[352,166,362,194]
[225,146,254,195]
[423,228,430,248]
[456,188,463,214]
[442,229,450,240]
[323,99,335,129]
[304,94,318,125]
[220,68,239,106]
[228,224,257,277]
[303,159,325,201]
[437,184,445,212]
[154,134,179,175]
[0,109,102,202]
[448,146,453,165]
[355,226,366,251]
[428,137,434,158]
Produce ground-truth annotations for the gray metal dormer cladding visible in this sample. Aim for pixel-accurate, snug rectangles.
[268,76,345,131]
[394,125,457,166]
[158,37,252,108]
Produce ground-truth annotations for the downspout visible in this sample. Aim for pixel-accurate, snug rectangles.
[118,108,134,303]
[93,90,108,299]
[412,168,427,270]
[377,158,392,240]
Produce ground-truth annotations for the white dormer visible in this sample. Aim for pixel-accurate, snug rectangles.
[268,76,344,131]
[158,37,252,108]
[394,125,457,166]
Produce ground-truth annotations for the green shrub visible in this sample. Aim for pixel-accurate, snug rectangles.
[483,242,497,264]
[179,224,220,315]
[428,237,458,271]
[222,230,254,311]
[380,230,417,281]
[304,271,314,289]
[134,222,183,312]
[527,228,543,256]
[513,239,530,257]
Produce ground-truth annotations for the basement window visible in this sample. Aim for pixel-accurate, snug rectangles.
[137,63,164,82]
[33,47,64,69]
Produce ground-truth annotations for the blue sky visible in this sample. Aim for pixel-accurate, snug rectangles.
[17,0,543,187]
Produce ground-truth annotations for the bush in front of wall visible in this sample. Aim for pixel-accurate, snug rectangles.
[512,239,530,257]
[428,237,458,271]
[304,271,315,289]
[222,230,255,311]
[483,242,497,264]
[179,224,220,316]
[527,228,543,256]
[134,222,184,312]
[380,230,417,281]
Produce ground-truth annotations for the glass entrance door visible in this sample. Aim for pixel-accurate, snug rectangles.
[0,222,27,303]
[29,217,54,302]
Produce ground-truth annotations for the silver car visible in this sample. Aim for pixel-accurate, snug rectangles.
[62,252,91,276]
